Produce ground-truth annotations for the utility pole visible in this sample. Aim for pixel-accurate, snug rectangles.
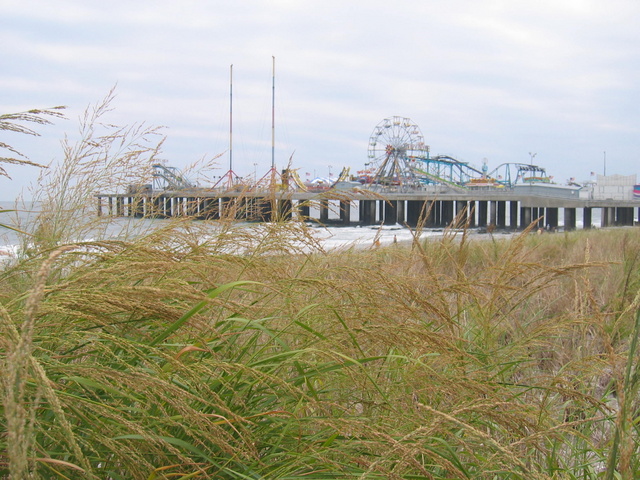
[229,64,233,172]
[271,56,275,170]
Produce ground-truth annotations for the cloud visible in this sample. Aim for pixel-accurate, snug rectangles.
[1,0,640,200]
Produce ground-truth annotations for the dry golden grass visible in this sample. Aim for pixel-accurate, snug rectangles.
[2,93,640,478]
[3,212,640,479]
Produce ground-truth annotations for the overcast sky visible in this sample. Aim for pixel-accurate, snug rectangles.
[2,0,640,200]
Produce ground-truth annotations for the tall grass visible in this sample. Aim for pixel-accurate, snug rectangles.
[2,101,640,478]
[12,89,164,252]
[1,105,66,178]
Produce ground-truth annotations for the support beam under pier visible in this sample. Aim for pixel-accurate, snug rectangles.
[397,200,405,225]
[278,199,293,221]
[616,207,634,226]
[256,198,273,222]
[564,208,576,231]
[467,201,476,228]
[441,200,454,227]
[298,201,310,220]
[602,207,614,228]
[496,201,506,228]
[545,208,558,230]
[583,207,592,229]
[455,201,468,227]
[406,200,424,227]
[509,201,519,230]
[531,208,542,228]
[319,200,329,223]
[520,206,531,229]
[419,201,435,228]
[489,201,497,228]
[359,200,376,225]
[339,201,351,225]
[202,198,219,220]
[384,200,398,225]
[478,201,488,227]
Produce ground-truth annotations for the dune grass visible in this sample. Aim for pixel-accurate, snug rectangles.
[3,222,640,479]
[2,99,640,478]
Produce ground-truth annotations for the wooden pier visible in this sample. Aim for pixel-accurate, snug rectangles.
[96,188,640,230]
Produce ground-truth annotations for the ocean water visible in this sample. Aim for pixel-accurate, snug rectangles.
[0,199,608,259]
[0,200,436,258]
[0,200,36,255]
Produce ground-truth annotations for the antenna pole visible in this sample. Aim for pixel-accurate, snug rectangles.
[271,56,275,169]
[229,64,233,172]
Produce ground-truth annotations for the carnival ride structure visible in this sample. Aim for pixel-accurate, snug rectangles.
[146,114,569,195]
[364,116,562,191]
[152,163,196,191]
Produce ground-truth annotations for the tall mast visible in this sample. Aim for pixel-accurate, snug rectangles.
[229,64,233,172]
[271,56,275,169]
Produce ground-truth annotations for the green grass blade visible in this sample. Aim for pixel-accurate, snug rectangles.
[149,280,260,346]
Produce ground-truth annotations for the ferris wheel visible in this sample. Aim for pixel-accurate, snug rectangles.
[366,116,429,187]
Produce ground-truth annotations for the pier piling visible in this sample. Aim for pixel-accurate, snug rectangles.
[95,190,639,232]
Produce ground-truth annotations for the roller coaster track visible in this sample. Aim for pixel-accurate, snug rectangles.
[412,166,469,192]
[286,169,308,191]
[331,167,351,186]
[410,155,482,192]
[487,163,549,188]
[152,163,195,190]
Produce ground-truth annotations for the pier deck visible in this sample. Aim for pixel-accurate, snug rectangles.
[96,188,640,230]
